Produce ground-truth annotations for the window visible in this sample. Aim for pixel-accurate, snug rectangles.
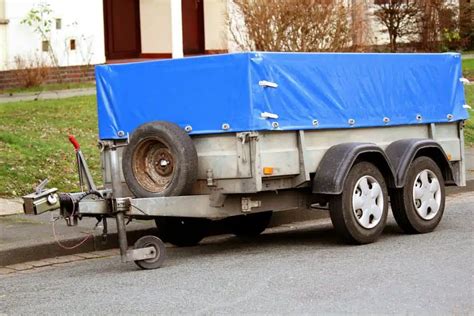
[70,39,76,50]
[42,40,49,52]
[56,18,62,30]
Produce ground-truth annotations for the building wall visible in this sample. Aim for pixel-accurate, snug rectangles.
[204,0,227,51]
[1,0,105,71]
[2,0,228,70]
[0,0,7,68]
[140,0,228,54]
[140,0,172,53]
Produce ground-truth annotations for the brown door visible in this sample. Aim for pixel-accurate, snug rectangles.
[182,0,205,55]
[103,0,141,60]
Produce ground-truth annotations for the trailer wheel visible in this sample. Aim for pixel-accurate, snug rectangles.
[329,162,388,244]
[231,211,272,237]
[155,217,208,247]
[390,157,445,234]
[133,235,167,270]
[122,121,198,197]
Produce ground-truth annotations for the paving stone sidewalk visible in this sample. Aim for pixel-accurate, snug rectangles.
[0,87,96,104]
[0,198,23,216]
[0,249,120,277]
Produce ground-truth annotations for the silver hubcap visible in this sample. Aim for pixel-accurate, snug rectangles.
[412,169,441,220]
[352,176,384,229]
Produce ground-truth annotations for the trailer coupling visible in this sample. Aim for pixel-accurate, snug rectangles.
[23,183,103,227]
[23,179,60,216]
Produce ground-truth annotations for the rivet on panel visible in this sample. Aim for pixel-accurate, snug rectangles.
[416,114,422,122]
[348,118,355,126]
[117,130,125,137]
[312,119,319,127]
[383,117,390,124]
[447,114,454,121]
[272,122,279,129]
[184,125,193,133]
[222,123,230,130]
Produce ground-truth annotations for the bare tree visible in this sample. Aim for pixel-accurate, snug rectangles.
[374,0,419,52]
[416,0,460,51]
[228,0,351,52]
[459,0,473,50]
[350,0,372,50]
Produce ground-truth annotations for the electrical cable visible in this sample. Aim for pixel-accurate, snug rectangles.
[130,203,149,216]
[51,217,93,250]
[50,191,103,250]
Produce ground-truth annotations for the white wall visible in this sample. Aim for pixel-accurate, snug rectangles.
[1,0,105,71]
[0,0,7,67]
[204,0,227,51]
[226,0,245,52]
[140,0,172,53]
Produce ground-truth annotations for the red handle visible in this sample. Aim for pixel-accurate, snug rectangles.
[68,135,80,151]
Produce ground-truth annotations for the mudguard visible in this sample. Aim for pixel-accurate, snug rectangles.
[312,143,396,195]
[385,139,454,187]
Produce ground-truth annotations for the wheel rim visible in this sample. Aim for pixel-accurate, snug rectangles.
[142,242,159,263]
[132,138,176,193]
[412,169,441,220]
[352,175,384,229]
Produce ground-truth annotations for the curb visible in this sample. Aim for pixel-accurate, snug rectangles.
[1,180,472,267]
[0,228,157,267]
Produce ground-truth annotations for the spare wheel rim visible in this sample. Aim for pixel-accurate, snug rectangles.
[132,137,176,193]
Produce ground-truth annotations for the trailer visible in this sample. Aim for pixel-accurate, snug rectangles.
[23,52,469,269]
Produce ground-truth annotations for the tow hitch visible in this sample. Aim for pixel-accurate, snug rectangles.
[23,179,60,215]
[21,135,167,269]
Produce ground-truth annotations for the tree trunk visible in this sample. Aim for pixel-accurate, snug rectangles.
[390,33,397,52]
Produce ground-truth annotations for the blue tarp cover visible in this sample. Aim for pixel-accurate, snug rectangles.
[95,52,468,140]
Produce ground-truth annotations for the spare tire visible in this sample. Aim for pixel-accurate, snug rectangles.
[122,121,198,197]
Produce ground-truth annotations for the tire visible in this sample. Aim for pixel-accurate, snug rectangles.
[329,161,389,244]
[122,121,198,198]
[154,217,208,247]
[230,211,272,237]
[133,235,167,270]
[390,156,445,234]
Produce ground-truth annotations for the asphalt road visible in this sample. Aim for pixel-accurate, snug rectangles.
[1,191,473,314]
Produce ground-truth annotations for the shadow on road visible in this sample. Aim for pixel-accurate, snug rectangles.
[95,220,406,273]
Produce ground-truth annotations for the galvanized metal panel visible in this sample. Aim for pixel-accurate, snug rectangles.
[193,134,251,179]
[259,132,300,176]
[102,122,464,196]
[78,191,310,220]
[303,125,432,174]
[434,123,462,161]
